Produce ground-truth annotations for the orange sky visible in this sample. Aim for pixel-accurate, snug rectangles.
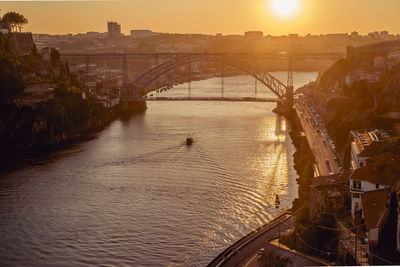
[1,0,399,35]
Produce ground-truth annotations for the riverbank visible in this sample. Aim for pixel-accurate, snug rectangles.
[273,105,314,206]
[0,94,147,172]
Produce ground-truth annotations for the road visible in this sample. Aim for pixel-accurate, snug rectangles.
[208,209,300,267]
[295,99,341,176]
[146,97,277,102]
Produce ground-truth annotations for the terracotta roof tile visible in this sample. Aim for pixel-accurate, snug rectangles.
[361,190,389,230]
[351,153,400,186]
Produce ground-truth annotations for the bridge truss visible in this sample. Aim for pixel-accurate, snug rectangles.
[61,52,346,105]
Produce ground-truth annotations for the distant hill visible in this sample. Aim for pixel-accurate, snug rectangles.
[319,39,400,89]
[354,39,400,56]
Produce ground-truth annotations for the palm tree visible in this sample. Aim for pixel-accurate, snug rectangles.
[1,12,28,32]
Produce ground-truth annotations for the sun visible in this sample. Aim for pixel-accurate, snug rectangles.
[271,0,299,17]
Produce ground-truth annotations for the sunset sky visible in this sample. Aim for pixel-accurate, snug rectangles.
[1,0,399,35]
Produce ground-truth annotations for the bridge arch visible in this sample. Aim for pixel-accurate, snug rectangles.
[126,54,288,100]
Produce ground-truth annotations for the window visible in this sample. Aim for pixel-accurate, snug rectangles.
[376,184,379,189]
[352,180,361,190]
[353,193,360,199]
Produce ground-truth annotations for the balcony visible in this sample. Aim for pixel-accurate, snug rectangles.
[351,186,363,192]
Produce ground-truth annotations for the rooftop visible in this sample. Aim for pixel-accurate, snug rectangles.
[351,152,400,186]
[361,189,389,230]
[351,129,391,156]
[312,170,351,188]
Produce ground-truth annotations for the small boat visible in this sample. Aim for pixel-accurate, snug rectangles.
[186,137,194,146]
[275,194,280,208]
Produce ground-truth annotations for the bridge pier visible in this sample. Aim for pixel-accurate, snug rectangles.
[119,98,147,116]
[273,97,294,118]
[273,85,294,118]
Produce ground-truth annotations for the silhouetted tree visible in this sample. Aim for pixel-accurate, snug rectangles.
[0,12,28,32]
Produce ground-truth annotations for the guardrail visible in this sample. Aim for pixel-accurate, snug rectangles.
[208,205,306,267]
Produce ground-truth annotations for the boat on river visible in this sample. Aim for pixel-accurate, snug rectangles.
[275,194,280,208]
[186,137,194,146]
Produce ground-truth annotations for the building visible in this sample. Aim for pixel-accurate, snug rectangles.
[0,21,10,34]
[388,47,400,66]
[361,189,389,250]
[350,153,400,218]
[309,172,350,217]
[244,31,263,38]
[368,31,380,39]
[7,32,35,56]
[351,31,359,38]
[373,56,386,69]
[356,70,381,85]
[380,31,389,39]
[107,21,121,40]
[326,33,349,39]
[350,129,390,170]
[130,29,156,38]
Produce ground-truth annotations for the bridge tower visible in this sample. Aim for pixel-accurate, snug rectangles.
[285,56,294,108]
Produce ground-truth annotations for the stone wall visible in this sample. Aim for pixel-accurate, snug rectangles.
[7,32,34,56]
[260,239,330,266]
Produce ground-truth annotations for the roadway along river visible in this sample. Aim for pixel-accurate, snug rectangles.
[0,73,317,266]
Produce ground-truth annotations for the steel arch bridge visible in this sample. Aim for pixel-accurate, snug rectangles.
[124,54,289,101]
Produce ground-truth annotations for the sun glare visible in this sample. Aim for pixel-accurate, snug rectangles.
[271,0,299,17]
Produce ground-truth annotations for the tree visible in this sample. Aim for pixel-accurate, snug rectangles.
[0,57,24,100]
[1,12,28,32]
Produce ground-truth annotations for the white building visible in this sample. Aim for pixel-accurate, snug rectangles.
[388,47,400,67]
[357,70,381,84]
[350,129,390,170]
[350,153,400,218]
[373,56,386,69]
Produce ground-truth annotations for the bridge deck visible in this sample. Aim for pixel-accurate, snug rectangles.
[146,97,278,102]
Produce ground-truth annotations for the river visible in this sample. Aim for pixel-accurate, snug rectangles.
[0,72,317,266]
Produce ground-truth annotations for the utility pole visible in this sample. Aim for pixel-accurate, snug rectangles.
[187,63,191,99]
[221,63,224,99]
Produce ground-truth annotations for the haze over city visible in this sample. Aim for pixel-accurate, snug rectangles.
[2,0,400,266]
[1,0,400,35]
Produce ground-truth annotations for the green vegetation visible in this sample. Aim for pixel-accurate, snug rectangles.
[0,11,123,166]
[323,62,400,147]
[0,21,27,99]
[0,54,25,100]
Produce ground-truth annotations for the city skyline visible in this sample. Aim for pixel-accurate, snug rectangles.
[1,0,400,35]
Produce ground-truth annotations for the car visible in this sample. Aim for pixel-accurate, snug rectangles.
[258,248,265,256]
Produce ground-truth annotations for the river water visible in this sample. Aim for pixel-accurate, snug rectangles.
[0,73,317,266]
